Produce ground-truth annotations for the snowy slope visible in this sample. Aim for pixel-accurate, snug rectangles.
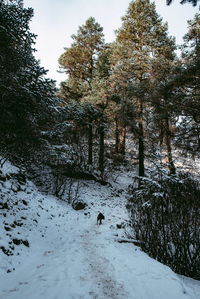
[0,162,199,299]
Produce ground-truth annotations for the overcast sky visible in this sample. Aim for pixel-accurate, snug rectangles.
[24,0,199,86]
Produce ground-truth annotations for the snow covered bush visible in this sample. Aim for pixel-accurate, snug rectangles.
[128,173,200,280]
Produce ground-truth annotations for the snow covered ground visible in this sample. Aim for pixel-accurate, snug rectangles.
[0,161,200,299]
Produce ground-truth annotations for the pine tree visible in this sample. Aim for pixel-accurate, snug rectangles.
[150,41,178,174]
[94,47,112,177]
[0,0,56,160]
[114,0,176,176]
[176,13,200,156]
[110,42,136,155]
[182,13,200,121]
[58,17,105,165]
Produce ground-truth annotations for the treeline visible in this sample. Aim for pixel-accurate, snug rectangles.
[58,0,200,179]
[0,0,199,178]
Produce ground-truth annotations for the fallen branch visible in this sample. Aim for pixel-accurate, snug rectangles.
[115,238,143,246]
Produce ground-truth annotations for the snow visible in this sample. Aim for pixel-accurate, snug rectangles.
[0,159,19,176]
[0,162,200,299]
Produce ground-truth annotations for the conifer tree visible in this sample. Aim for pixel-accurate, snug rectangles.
[176,13,200,156]
[181,13,200,119]
[0,0,56,160]
[59,17,105,165]
[110,41,137,156]
[83,45,113,177]
[150,41,178,174]
[114,0,176,176]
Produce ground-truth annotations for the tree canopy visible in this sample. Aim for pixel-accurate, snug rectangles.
[0,0,56,160]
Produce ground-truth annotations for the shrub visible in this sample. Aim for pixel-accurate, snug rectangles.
[127,173,200,280]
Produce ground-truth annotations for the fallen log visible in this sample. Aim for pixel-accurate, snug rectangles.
[115,238,143,246]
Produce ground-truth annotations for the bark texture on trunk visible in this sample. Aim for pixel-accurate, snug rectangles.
[115,119,120,153]
[99,125,105,179]
[138,98,144,177]
[120,126,126,155]
[164,116,175,175]
[88,123,93,165]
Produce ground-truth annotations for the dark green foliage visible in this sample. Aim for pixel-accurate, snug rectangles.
[128,174,200,279]
[166,0,200,6]
[0,0,56,161]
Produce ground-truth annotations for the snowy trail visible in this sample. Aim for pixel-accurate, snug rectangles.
[0,214,127,299]
[1,219,190,299]
[81,225,128,299]
[0,176,199,299]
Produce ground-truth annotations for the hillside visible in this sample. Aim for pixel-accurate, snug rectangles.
[0,160,200,299]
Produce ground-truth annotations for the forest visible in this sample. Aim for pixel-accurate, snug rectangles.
[0,0,200,285]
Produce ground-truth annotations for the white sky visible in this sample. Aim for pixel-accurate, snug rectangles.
[24,0,199,86]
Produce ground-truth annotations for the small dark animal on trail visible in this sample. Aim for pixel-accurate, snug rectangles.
[97,213,105,225]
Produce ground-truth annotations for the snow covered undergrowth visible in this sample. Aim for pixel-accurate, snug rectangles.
[0,162,200,299]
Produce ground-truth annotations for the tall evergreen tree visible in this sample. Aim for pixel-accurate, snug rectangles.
[114,0,176,176]
[0,0,56,160]
[150,41,178,174]
[110,42,136,155]
[86,45,112,177]
[58,17,105,165]
[176,13,200,156]
[181,13,200,120]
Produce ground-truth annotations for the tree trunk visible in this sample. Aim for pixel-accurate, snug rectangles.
[120,126,126,155]
[115,118,120,153]
[138,98,145,177]
[88,123,93,165]
[160,119,164,148]
[163,116,175,175]
[98,125,104,179]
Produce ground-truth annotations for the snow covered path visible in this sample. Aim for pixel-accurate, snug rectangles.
[0,175,200,299]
